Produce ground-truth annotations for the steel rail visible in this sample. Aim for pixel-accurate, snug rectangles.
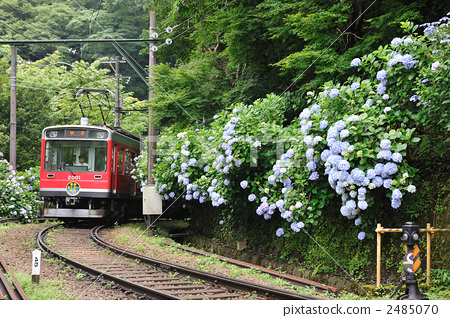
[92,225,323,300]
[0,255,28,300]
[36,225,181,300]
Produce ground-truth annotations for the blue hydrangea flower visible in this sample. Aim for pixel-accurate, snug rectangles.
[373,176,383,187]
[351,168,365,182]
[340,129,349,139]
[337,160,350,171]
[240,180,248,189]
[351,58,361,67]
[392,189,403,200]
[380,139,392,149]
[391,199,401,209]
[248,194,256,202]
[329,88,339,98]
[290,222,305,232]
[306,161,316,171]
[377,150,392,160]
[431,61,440,71]
[311,104,321,113]
[350,82,360,91]
[276,228,284,237]
[309,171,319,180]
[306,148,314,160]
[276,199,285,209]
[358,232,366,240]
[319,120,328,129]
[358,200,368,210]
[299,108,311,120]
[295,202,303,209]
[377,84,386,95]
[383,179,392,189]
[334,120,346,131]
[392,152,403,163]
[376,70,387,81]
[355,218,362,226]
[391,37,403,46]
[268,175,276,185]
[346,200,357,209]
[402,54,418,69]
[384,162,398,175]
[321,149,332,161]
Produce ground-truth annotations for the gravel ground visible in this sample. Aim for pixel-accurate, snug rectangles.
[0,222,316,300]
[0,223,134,300]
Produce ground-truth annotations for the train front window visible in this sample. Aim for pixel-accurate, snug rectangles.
[45,140,107,172]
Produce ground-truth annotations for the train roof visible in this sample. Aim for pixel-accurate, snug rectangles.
[42,124,143,148]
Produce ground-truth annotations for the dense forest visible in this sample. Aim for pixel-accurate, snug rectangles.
[1,0,448,166]
[1,0,449,284]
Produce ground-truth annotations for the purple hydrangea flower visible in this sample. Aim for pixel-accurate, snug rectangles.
[358,232,366,240]
[276,228,284,237]
[355,218,362,226]
[248,194,256,202]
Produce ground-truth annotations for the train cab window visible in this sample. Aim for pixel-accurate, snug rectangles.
[44,140,107,172]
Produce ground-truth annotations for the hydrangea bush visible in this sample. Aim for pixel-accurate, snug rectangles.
[0,153,40,222]
[133,14,449,240]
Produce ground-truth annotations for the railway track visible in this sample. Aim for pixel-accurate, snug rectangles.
[0,255,28,300]
[37,224,324,300]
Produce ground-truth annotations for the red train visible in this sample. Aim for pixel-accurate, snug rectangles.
[39,122,143,220]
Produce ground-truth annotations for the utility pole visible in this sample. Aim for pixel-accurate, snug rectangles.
[148,11,157,186]
[142,11,162,225]
[9,45,17,170]
[114,56,121,128]
[100,57,126,128]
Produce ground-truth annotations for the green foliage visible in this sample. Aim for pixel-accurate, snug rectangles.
[0,154,40,222]
[133,16,449,249]
[14,271,74,300]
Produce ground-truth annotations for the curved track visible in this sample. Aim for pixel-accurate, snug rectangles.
[37,224,324,300]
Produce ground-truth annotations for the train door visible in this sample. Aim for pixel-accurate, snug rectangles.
[111,144,117,191]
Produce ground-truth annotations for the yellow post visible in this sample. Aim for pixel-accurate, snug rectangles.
[427,223,431,287]
[377,223,382,288]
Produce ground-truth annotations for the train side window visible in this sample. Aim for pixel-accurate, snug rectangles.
[125,149,130,175]
[118,147,124,175]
